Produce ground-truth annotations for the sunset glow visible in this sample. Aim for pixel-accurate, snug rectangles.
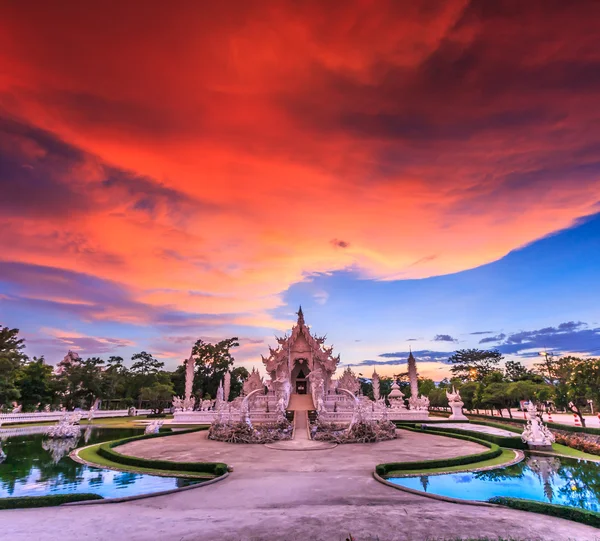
[1,1,600,376]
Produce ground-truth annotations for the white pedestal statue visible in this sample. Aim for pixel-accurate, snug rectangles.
[446,387,468,421]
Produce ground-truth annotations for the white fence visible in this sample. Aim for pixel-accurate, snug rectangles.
[0,409,153,425]
[172,411,279,425]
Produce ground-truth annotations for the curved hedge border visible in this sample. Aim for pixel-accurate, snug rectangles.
[0,493,103,509]
[97,427,228,476]
[376,427,502,476]
[489,497,600,528]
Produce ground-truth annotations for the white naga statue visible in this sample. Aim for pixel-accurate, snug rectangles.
[446,386,468,421]
[521,401,555,449]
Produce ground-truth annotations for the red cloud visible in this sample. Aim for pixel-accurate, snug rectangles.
[1,1,599,331]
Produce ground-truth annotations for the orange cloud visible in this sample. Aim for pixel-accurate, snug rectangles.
[1,0,600,336]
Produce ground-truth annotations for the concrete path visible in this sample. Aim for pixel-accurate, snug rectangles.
[266,410,335,450]
[2,430,598,541]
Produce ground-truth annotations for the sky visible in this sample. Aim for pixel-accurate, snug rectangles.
[1,0,599,380]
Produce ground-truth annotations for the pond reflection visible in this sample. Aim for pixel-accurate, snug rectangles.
[389,453,600,512]
[0,427,201,499]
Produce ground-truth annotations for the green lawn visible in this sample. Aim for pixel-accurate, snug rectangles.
[384,448,518,477]
[77,443,214,479]
[550,443,600,461]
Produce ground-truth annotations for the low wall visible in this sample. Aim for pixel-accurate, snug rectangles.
[0,409,153,425]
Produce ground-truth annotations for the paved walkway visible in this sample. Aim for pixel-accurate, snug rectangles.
[3,430,599,540]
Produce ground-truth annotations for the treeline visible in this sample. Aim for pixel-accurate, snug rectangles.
[0,327,249,413]
[361,349,600,427]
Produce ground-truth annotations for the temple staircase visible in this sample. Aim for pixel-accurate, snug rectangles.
[286,393,315,411]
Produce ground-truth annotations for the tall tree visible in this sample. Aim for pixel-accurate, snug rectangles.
[191,337,240,398]
[0,326,28,407]
[447,349,504,382]
[16,356,54,410]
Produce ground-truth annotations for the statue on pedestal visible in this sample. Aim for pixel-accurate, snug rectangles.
[446,386,468,421]
[522,401,555,450]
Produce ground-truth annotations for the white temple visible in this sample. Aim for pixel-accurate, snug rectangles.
[173,307,429,424]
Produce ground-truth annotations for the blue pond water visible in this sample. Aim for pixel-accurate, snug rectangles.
[389,453,600,512]
[0,426,201,499]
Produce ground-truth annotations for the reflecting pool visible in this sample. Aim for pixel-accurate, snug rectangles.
[0,426,202,500]
[389,454,600,512]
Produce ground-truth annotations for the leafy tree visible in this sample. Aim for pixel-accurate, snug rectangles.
[480,382,513,417]
[139,382,174,414]
[458,381,480,412]
[0,326,27,407]
[191,337,240,398]
[447,349,504,382]
[564,357,600,427]
[418,378,436,397]
[131,351,164,375]
[228,366,250,400]
[16,356,54,410]
[504,360,529,382]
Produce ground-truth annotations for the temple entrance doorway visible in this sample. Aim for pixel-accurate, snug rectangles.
[295,368,307,394]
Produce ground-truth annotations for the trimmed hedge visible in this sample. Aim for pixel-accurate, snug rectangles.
[376,428,502,476]
[98,427,228,476]
[0,493,103,509]
[419,425,527,450]
[489,497,600,528]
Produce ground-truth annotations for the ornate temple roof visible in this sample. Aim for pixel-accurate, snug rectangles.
[261,307,340,375]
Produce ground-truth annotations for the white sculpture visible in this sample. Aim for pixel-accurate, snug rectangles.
[446,386,468,420]
[307,363,326,415]
[522,401,555,449]
[223,371,231,403]
[44,404,51,412]
[46,413,82,439]
[88,398,100,421]
[387,381,407,410]
[11,404,22,414]
[243,368,264,395]
[216,380,224,405]
[144,419,164,434]
[337,366,360,395]
[372,369,380,401]
[173,353,197,412]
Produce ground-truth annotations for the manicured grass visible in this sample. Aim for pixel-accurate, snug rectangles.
[550,443,600,461]
[384,448,518,477]
[0,493,103,509]
[77,443,214,478]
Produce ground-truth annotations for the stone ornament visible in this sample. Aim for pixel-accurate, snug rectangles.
[521,401,555,449]
[446,386,468,420]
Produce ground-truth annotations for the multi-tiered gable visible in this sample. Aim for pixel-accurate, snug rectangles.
[262,307,340,399]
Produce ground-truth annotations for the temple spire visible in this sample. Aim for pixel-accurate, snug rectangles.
[297,305,305,326]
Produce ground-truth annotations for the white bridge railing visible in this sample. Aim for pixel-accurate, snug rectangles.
[0,409,153,425]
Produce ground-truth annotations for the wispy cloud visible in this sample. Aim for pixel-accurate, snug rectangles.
[434,334,458,343]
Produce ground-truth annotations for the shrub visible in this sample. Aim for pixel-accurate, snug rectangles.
[0,493,103,509]
[554,433,600,456]
[489,497,600,528]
